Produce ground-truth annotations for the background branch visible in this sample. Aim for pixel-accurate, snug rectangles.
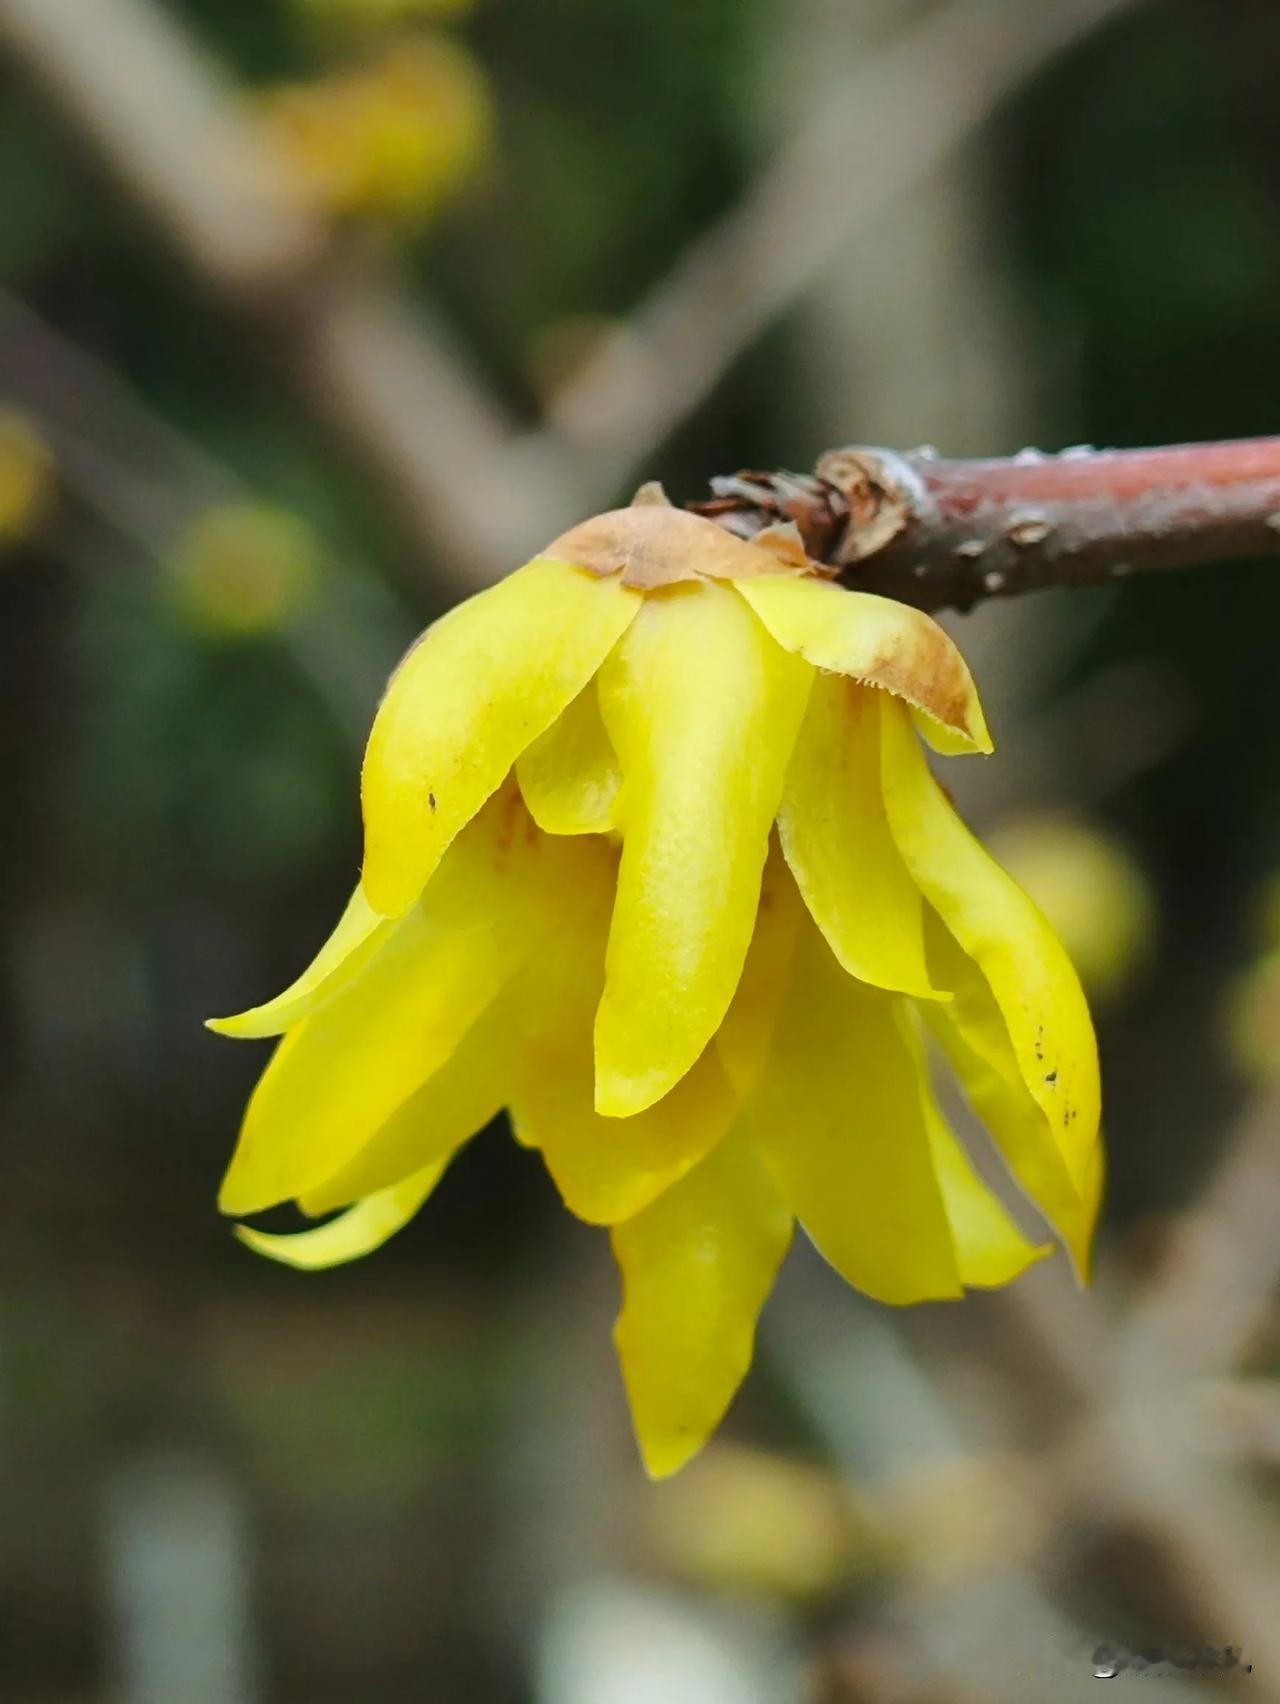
[521,0,1143,495]
[0,0,585,590]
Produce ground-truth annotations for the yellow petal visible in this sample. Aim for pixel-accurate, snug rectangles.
[594,581,812,1115]
[612,1128,792,1479]
[218,786,560,1216]
[880,696,1102,1275]
[208,885,391,1039]
[516,677,621,835]
[236,1165,443,1271]
[511,848,739,1224]
[735,575,992,754]
[519,1044,739,1226]
[714,838,803,1100]
[747,912,962,1305]
[920,1071,1051,1288]
[297,984,514,1214]
[779,674,944,999]
[361,557,639,916]
[922,921,1101,1279]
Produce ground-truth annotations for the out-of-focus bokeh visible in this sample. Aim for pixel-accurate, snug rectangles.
[3,1,1280,1699]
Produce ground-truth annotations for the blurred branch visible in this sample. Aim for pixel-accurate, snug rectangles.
[520,0,1142,493]
[0,0,583,591]
[0,0,1170,611]
[693,437,1280,610]
[1122,1088,1280,1381]
[0,290,407,745]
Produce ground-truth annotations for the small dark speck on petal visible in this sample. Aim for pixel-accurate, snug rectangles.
[1044,1070,1058,1086]
[428,792,437,812]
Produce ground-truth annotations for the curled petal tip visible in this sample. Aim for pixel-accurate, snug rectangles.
[206,1011,281,1040]
[736,575,991,753]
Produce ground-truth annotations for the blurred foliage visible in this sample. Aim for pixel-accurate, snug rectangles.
[294,0,477,37]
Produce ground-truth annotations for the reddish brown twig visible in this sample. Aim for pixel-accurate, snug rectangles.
[690,438,1280,612]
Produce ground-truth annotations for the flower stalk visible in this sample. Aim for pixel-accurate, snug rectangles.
[693,436,1280,613]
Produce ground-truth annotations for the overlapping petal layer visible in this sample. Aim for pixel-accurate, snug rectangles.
[779,674,942,999]
[516,677,622,836]
[362,557,639,916]
[594,581,812,1116]
[510,844,739,1223]
[880,696,1102,1274]
[219,784,569,1216]
[746,909,963,1304]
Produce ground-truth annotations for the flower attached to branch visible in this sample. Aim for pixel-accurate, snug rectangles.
[212,489,1102,1478]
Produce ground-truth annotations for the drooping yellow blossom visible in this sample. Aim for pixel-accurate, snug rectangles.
[212,493,1102,1478]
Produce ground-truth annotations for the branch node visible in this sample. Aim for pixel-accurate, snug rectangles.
[814,445,936,565]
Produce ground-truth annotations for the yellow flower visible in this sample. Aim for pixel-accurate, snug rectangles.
[173,501,318,636]
[212,496,1102,1478]
[0,408,55,548]
[261,35,492,228]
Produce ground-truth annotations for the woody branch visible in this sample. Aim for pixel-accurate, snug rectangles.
[692,437,1280,613]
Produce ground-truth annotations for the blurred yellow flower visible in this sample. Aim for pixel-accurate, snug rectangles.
[647,1443,869,1601]
[987,812,1154,1002]
[173,501,318,636]
[262,35,491,227]
[0,408,55,547]
[212,497,1102,1478]
[293,0,474,35]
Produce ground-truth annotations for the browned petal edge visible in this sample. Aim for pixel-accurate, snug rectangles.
[854,607,987,748]
[544,499,836,589]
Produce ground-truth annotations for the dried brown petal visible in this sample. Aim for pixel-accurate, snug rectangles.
[545,503,816,589]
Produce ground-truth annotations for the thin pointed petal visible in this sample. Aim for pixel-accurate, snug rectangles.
[298,987,513,1214]
[208,885,390,1039]
[236,1165,443,1271]
[779,675,945,999]
[880,697,1102,1275]
[612,1129,792,1479]
[736,575,992,754]
[512,852,739,1224]
[919,1063,1051,1288]
[922,922,1102,1280]
[748,912,963,1305]
[516,678,621,835]
[361,558,639,916]
[218,787,565,1216]
[594,582,812,1115]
